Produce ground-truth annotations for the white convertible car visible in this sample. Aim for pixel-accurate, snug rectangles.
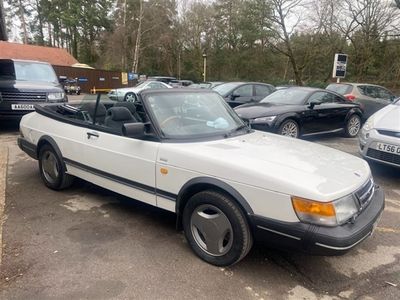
[18,89,384,266]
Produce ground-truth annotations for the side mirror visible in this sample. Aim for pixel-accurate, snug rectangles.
[390,95,396,102]
[308,100,321,109]
[231,92,240,100]
[123,122,145,138]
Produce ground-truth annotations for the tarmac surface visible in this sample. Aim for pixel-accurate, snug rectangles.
[0,115,399,300]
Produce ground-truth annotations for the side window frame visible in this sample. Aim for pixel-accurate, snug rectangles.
[233,84,253,97]
[255,84,272,97]
[306,91,333,104]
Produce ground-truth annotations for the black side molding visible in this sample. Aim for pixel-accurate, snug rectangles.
[17,137,38,160]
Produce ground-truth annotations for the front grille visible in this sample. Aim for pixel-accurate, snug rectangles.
[367,148,400,165]
[355,178,374,208]
[377,130,400,138]
[1,91,47,102]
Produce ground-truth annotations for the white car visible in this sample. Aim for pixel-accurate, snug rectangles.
[359,98,400,167]
[108,80,172,102]
[18,89,384,266]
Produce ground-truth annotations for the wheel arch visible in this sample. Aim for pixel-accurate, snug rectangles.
[345,108,363,122]
[175,177,254,230]
[36,135,66,169]
[275,114,301,129]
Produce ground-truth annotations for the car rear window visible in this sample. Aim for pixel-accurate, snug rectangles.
[326,84,352,95]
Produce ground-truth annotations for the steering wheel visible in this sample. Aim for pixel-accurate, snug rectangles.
[160,115,181,128]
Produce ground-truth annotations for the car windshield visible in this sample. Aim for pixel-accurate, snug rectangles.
[326,83,352,95]
[135,81,150,88]
[14,61,58,82]
[212,82,242,96]
[144,92,245,139]
[260,89,310,105]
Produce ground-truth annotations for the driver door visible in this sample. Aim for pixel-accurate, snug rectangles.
[77,95,159,206]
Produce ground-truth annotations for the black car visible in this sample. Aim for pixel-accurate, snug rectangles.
[235,87,363,138]
[213,82,276,108]
[0,59,67,119]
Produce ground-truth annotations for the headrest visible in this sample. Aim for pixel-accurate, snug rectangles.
[80,102,106,116]
[107,107,134,121]
[114,102,137,114]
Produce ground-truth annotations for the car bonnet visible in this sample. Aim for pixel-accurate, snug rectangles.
[160,131,371,202]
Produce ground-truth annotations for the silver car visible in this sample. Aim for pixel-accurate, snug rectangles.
[359,98,400,167]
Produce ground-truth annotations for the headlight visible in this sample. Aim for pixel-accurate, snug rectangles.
[251,116,276,124]
[292,194,358,227]
[47,92,65,101]
[362,116,375,132]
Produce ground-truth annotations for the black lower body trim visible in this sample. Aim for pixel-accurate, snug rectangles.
[18,137,38,159]
[251,187,385,255]
[64,158,177,201]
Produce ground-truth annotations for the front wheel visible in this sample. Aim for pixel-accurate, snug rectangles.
[344,114,361,138]
[278,119,300,138]
[124,92,137,102]
[182,190,253,266]
[38,144,74,190]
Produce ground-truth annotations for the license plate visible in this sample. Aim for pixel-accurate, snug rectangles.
[376,142,400,155]
[11,104,35,110]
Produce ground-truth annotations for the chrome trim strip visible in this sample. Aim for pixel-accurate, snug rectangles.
[257,225,301,240]
[315,232,371,250]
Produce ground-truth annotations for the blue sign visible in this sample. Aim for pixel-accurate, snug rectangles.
[78,77,88,82]
[128,73,134,81]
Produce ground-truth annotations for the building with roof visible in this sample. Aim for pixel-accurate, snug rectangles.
[0,41,78,66]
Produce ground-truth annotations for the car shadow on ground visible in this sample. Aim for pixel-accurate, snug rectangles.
[0,119,21,134]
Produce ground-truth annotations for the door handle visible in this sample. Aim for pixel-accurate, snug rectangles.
[86,131,99,139]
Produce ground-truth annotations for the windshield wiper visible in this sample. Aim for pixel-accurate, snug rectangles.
[224,124,250,138]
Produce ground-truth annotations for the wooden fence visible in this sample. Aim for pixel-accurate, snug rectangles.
[53,65,135,93]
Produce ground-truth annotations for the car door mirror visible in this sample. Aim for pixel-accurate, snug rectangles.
[231,91,240,100]
[123,122,145,138]
[308,100,321,109]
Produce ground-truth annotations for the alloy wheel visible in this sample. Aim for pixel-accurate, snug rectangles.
[281,121,299,138]
[125,93,135,102]
[348,115,361,137]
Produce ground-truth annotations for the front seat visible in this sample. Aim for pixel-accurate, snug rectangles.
[80,102,107,124]
[105,107,138,133]
[113,102,142,122]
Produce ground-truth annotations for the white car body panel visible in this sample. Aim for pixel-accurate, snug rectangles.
[21,111,371,224]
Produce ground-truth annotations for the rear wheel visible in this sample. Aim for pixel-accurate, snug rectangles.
[38,144,74,190]
[183,190,253,266]
[278,119,299,138]
[344,114,361,138]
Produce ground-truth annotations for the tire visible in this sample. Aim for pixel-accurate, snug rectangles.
[38,144,74,190]
[124,92,136,102]
[344,114,361,138]
[182,190,253,266]
[278,119,300,138]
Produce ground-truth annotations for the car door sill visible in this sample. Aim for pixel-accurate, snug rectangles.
[302,128,343,137]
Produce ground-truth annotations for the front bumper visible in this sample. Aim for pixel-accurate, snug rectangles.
[359,129,400,167]
[251,186,385,255]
